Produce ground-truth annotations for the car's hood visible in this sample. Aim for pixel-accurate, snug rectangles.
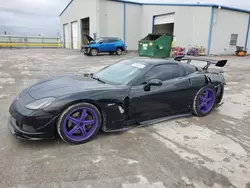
[84,34,95,43]
[28,75,115,99]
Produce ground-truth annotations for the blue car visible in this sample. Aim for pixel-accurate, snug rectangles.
[81,35,127,56]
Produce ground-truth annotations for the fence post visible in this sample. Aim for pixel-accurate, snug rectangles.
[57,37,59,48]
[9,36,12,49]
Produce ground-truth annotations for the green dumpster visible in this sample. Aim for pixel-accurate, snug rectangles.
[138,33,173,58]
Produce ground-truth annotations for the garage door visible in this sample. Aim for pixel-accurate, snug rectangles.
[71,21,78,49]
[155,13,175,25]
[63,24,70,48]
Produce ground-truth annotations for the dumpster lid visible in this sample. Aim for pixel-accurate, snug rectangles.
[140,33,172,41]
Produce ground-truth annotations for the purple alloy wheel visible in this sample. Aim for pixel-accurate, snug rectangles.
[198,88,215,113]
[63,107,98,142]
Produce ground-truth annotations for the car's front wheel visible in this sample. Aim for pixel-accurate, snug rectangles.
[192,85,216,117]
[90,48,98,56]
[57,102,101,144]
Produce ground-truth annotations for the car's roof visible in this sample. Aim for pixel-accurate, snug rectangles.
[123,57,178,65]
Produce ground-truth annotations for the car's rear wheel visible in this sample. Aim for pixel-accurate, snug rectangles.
[192,85,216,117]
[90,48,98,56]
[57,102,101,144]
[116,48,123,55]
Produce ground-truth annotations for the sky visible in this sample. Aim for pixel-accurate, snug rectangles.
[0,0,249,36]
[0,0,65,36]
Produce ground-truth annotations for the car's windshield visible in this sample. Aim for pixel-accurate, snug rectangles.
[93,60,147,85]
[95,38,104,43]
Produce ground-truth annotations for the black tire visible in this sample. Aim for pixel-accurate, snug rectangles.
[57,102,102,144]
[192,85,216,117]
[116,47,123,55]
[90,48,98,56]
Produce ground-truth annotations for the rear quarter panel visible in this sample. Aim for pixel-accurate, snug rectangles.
[181,73,207,107]
[205,72,225,84]
[205,72,225,101]
[115,41,125,50]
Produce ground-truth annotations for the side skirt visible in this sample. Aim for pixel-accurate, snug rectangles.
[102,127,129,133]
[102,113,193,132]
[138,113,192,127]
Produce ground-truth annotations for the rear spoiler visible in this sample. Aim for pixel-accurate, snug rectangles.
[174,56,227,71]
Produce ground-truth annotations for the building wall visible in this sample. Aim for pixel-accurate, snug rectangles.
[60,0,98,49]
[141,5,211,52]
[211,9,249,55]
[60,0,250,54]
[99,0,123,40]
[125,3,142,50]
[99,0,108,37]
[99,0,142,50]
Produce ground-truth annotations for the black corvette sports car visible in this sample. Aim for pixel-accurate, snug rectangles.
[8,56,227,144]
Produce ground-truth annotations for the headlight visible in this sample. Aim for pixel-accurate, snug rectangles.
[16,91,23,100]
[25,97,56,110]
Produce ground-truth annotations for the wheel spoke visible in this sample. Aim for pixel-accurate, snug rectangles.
[68,116,80,124]
[84,119,95,126]
[80,110,87,122]
[199,96,204,101]
[68,125,80,135]
[207,97,213,102]
[80,126,87,136]
[204,90,209,98]
[199,103,204,109]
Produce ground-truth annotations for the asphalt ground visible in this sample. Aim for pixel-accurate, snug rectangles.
[0,49,250,188]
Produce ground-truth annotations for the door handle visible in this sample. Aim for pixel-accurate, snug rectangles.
[188,79,192,85]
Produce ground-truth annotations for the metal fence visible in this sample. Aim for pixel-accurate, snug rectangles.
[0,35,62,48]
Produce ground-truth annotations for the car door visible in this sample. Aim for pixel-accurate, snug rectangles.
[129,64,193,121]
[98,39,109,52]
[108,39,117,52]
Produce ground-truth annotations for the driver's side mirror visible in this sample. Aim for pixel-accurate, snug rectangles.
[143,79,162,91]
[99,41,103,44]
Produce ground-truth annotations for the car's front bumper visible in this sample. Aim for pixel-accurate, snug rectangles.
[8,116,55,140]
[8,94,58,140]
[81,45,90,54]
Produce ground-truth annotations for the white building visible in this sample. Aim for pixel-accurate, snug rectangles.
[59,0,250,55]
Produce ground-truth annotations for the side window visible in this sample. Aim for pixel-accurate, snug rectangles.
[108,39,117,43]
[183,64,197,75]
[143,64,180,82]
[101,39,109,43]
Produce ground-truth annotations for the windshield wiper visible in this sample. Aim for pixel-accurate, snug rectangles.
[91,76,106,84]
